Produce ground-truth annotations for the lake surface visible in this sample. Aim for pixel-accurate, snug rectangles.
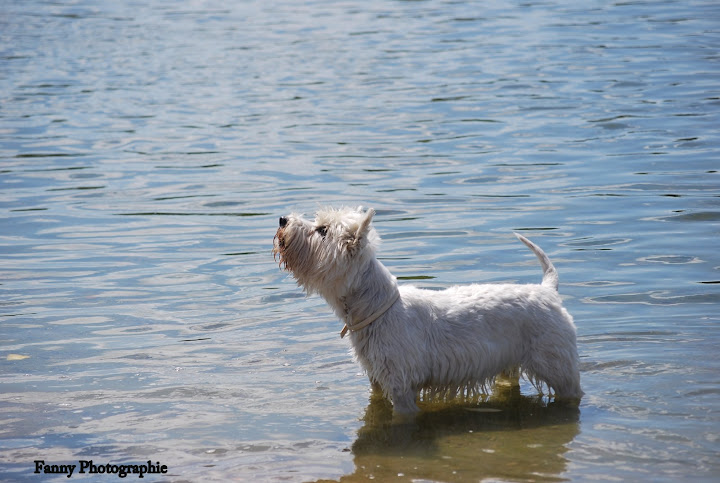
[1,0,719,481]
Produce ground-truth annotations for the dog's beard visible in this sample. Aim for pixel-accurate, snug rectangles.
[272,224,342,296]
[273,225,310,276]
[272,227,288,269]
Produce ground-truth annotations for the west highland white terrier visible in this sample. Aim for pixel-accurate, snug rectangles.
[273,207,582,414]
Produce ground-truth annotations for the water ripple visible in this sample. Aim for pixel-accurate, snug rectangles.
[1,0,719,481]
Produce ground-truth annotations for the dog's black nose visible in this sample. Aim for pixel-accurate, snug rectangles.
[279,216,288,228]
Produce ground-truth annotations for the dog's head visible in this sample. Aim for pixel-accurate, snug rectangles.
[273,206,379,296]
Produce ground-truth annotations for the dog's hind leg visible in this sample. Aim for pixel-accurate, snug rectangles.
[524,348,583,401]
[549,364,583,401]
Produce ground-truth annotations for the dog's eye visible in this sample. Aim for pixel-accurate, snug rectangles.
[315,226,328,238]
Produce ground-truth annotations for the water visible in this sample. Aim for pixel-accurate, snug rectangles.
[1,0,719,481]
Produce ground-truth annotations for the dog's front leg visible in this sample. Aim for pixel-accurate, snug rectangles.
[390,386,420,415]
[369,378,383,394]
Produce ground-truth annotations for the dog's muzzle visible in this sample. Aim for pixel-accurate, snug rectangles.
[279,216,288,228]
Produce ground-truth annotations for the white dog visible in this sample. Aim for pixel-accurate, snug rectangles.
[273,207,582,414]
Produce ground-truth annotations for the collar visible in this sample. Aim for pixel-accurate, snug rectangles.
[340,289,400,338]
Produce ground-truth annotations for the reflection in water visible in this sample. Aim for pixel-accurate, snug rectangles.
[336,382,580,482]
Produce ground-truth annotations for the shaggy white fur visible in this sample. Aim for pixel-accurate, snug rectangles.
[273,206,582,414]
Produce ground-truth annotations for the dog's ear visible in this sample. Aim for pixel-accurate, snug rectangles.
[358,208,375,236]
[348,208,375,252]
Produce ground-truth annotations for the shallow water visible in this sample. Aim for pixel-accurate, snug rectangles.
[1,0,719,481]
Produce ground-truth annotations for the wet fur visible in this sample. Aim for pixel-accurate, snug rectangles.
[274,206,582,414]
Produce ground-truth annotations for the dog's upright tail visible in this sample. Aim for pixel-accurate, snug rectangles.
[514,233,559,291]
